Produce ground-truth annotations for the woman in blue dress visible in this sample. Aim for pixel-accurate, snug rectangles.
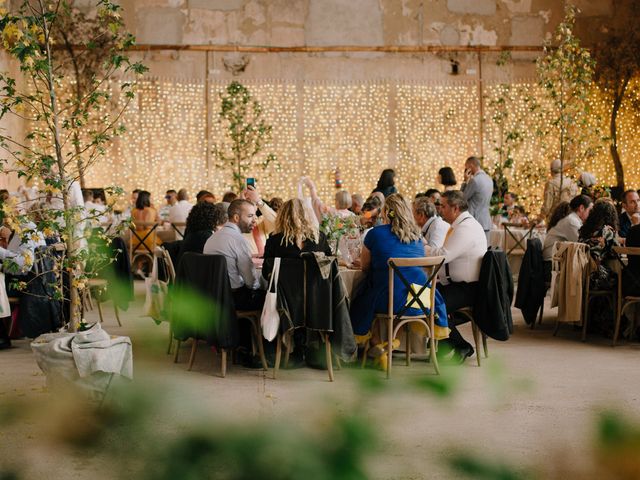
[350,193,448,363]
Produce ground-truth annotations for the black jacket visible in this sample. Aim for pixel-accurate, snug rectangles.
[172,253,237,348]
[177,230,212,267]
[473,248,514,341]
[262,255,356,362]
[619,212,632,238]
[515,238,546,325]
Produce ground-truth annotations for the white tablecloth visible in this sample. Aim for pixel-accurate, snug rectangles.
[489,227,547,251]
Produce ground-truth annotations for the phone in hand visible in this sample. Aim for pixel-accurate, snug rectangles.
[246,177,256,188]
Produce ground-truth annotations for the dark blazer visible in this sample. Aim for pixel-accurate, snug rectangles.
[173,253,237,348]
[619,212,632,238]
[473,248,514,341]
[515,238,546,325]
[177,230,212,266]
[262,232,332,280]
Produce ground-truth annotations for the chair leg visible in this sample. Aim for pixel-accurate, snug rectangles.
[273,333,282,380]
[324,333,334,382]
[430,335,440,375]
[96,299,105,324]
[405,323,411,367]
[614,302,626,347]
[386,317,393,379]
[361,339,370,369]
[188,339,198,371]
[482,334,488,358]
[471,322,481,367]
[114,304,122,327]
[335,355,342,370]
[553,320,561,337]
[173,340,181,363]
[284,332,291,368]
[220,349,227,378]
[581,299,589,342]
[249,318,268,370]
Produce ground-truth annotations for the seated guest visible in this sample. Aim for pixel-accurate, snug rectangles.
[303,177,356,221]
[425,190,486,363]
[508,205,529,226]
[622,224,640,298]
[242,186,276,256]
[619,189,640,238]
[500,192,517,218]
[360,196,383,239]
[268,197,284,212]
[168,188,193,225]
[350,194,364,215]
[350,193,447,367]
[177,202,228,266]
[160,189,177,221]
[196,190,216,203]
[203,199,265,311]
[579,171,597,198]
[263,199,331,263]
[222,191,238,203]
[412,196,448,249]
[579,199,619,290]
[542,194,593,263]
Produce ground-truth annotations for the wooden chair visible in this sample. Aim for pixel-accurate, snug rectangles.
[128,221,160,271]
[454,307,488,367]
[551,242,590,338]
[169,222,187,240]
[373,256,445,379]
[502,222,537,260]
[581,258,617,342]
[612,247,640,346]
[83,278,122,327]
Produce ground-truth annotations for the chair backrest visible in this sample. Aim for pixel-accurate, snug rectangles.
[170,222,187,240]
[386,256,445,320]
[173,252,237,347]
[502,222,536,256]
[129,222,159,255]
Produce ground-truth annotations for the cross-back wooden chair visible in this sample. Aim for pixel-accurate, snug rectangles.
[613,246,640,346]
[129,221,160,268]
[373,256,445,379]
[502,222,538,260]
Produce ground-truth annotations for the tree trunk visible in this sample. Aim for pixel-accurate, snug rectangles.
[610,78,629,192]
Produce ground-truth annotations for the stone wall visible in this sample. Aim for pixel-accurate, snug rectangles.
[113,0,618,82]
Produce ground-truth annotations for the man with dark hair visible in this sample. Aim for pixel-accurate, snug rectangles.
[203,199,265,311]
[160,189,177,221]
[413,196,448,249]
[619,189,640,238]
[542,194,593,262]
[222,191,238,203]
[462,156,493,239]
[425,190,487,364]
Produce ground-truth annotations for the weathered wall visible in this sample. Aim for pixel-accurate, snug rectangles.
[112,0,619,82]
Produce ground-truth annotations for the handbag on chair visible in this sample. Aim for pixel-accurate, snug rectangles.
[261,257,281,341]
[143,255,168,322]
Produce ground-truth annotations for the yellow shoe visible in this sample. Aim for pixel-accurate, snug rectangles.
[354,332,372,345]
[377,352,388,371]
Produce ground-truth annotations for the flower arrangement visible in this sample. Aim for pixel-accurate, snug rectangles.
[319,214,359,255]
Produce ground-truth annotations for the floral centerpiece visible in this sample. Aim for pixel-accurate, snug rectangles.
[319,214,359,255]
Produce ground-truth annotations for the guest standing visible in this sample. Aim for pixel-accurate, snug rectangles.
[461,156,493,238]
[437,167,457,191]
[372,169,397,198]
[540,159,579,221]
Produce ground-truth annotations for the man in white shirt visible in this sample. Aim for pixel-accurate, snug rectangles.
[413,196,448,249]
[542,195,593,283]
[159,189,177,222]
[425,190,487,363]
[168,188,193,225]
[203,199,266,311]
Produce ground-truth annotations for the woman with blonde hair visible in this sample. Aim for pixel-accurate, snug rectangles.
[350,193,447,366]
[263,198,331,261]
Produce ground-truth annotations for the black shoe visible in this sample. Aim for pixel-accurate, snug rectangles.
[238,351,266,369]
[0,338,11,350]
[451,345,474,365]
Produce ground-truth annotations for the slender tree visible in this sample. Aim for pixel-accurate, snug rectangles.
[0,0,146,331]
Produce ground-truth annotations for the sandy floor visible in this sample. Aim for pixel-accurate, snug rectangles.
[1,283,639,479]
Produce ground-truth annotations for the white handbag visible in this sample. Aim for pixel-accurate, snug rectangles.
[260,257,281,341]
[143,255,168,321]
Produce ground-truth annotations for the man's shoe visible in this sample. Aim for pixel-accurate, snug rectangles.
[0,338,12,350]
[452,345,474,365]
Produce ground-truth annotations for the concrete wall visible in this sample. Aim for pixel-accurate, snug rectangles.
[112,0,619,82]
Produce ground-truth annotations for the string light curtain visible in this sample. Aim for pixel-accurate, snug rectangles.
[82,77,640,213]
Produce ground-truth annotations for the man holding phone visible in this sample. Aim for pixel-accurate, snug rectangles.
[461,156,493,240]
[242,178,276,256]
